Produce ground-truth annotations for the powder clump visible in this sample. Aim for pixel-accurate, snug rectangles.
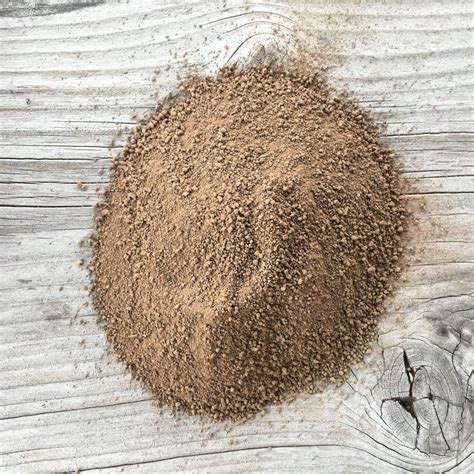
[91,67,407,420]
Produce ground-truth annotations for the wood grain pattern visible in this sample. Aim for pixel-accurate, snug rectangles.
[1,0,473,472]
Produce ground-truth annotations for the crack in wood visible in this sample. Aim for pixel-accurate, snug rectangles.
[455,371,473,451]
[388,350,423,451]
[74,443,414,473]
[378,344,471,457]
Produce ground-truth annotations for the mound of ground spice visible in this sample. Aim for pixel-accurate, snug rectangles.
[91,67,407,421]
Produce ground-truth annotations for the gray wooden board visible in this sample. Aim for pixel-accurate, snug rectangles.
[1,0,473,472]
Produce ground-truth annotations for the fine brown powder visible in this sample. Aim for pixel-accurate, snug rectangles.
[91,67,407,421]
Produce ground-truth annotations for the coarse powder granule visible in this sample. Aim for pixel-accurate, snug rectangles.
[90,67,407,421]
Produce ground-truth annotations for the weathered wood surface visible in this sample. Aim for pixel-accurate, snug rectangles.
[1,0,473,472]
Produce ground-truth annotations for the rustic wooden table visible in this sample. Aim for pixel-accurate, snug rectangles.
[1,1,473,472]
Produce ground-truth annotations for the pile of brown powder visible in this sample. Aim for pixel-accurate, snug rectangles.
[91,67,407,420]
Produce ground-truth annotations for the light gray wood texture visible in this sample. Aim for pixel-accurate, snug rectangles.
[1,0,473,472]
